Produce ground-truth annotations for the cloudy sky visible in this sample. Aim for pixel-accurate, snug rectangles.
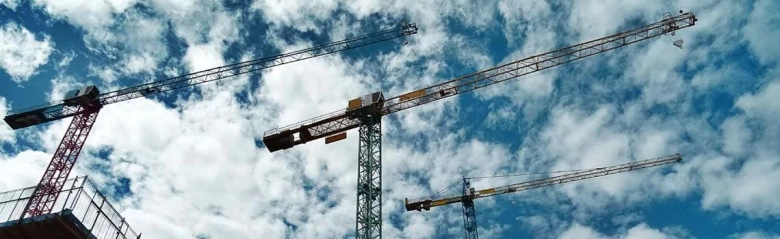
[0,0,779,238]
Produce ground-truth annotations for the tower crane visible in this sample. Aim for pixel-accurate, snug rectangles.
[404,154,683,239]
[3,22,419,219]
[262,12,697,239]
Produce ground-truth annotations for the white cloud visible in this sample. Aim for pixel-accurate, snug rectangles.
[700,79,780,218]
[252,0,497,34]
[251,55,371,132]
[0,23,54,83]
[506,99,704,218]
[250,0,498,92]
[626,39,688,106]
[146,0,196,16]
[162,1,240,79]
[0,97,14,144]
[31,0,169,76]
[559,223,607,239]
[497,0,554,47]
[0,100,50,191]
[115,12,168,75]
[183,43,226,73]
[89,64,119,83]
[0,150,51,191]
[624,224,673,239]
[721,116,751,157]
[32,0,137,34]
[690,63,752,91]
[0,98,46,192]
[251,0,339,33]
[46,74,83,102]
[29,0,240,80]
[542,106,630,172]
[558,223,680,239]
[730,231,780,239]
[567,0,665,42]
[539,106,639,208]
[30,0,137,55]
[476,0,559,126]
[743,0,780,65]
[611,213,643,226]
[736,80,780,125]
[0,0,18,10]
[700,154,780,217]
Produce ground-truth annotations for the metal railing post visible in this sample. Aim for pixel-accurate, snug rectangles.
[7,190,24,222]
[89,197,106,233]
[61,177,80,212]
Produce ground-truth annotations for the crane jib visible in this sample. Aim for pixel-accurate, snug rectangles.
[261,12,698,152]
[404,154,682,212]
[3,22,418,130]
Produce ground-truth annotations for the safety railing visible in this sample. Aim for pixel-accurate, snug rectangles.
[0,176,141,239]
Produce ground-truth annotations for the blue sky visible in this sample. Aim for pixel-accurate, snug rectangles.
[0,0,779,238]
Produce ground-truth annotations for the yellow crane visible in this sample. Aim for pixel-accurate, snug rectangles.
[405,154,683,239]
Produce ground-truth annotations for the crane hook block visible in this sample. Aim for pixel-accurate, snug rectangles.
[673,39,684,49]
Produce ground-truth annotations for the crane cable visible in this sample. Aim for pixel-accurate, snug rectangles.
[431,168,591,196]
[467,168,591,180]
[433,180,462,196]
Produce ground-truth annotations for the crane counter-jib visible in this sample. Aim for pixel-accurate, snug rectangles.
[261,12,698,152]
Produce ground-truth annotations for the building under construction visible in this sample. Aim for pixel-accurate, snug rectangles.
[0,176,140,238]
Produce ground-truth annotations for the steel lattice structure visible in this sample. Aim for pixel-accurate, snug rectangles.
[4,23,418,219]
[356,116,382,239]
[20,106,100,218]
[461,178,478,239]
[405,154,682,210]
[405,154,682,238]
[262,12,696,239]
[262,12,698,150]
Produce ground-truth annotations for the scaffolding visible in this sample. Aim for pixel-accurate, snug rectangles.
[0,176,140,239]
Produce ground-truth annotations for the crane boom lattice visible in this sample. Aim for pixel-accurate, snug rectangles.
[404,154,682,211]
[261,12,698,152]
[4,23,419,130]
[403,154,682,239]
